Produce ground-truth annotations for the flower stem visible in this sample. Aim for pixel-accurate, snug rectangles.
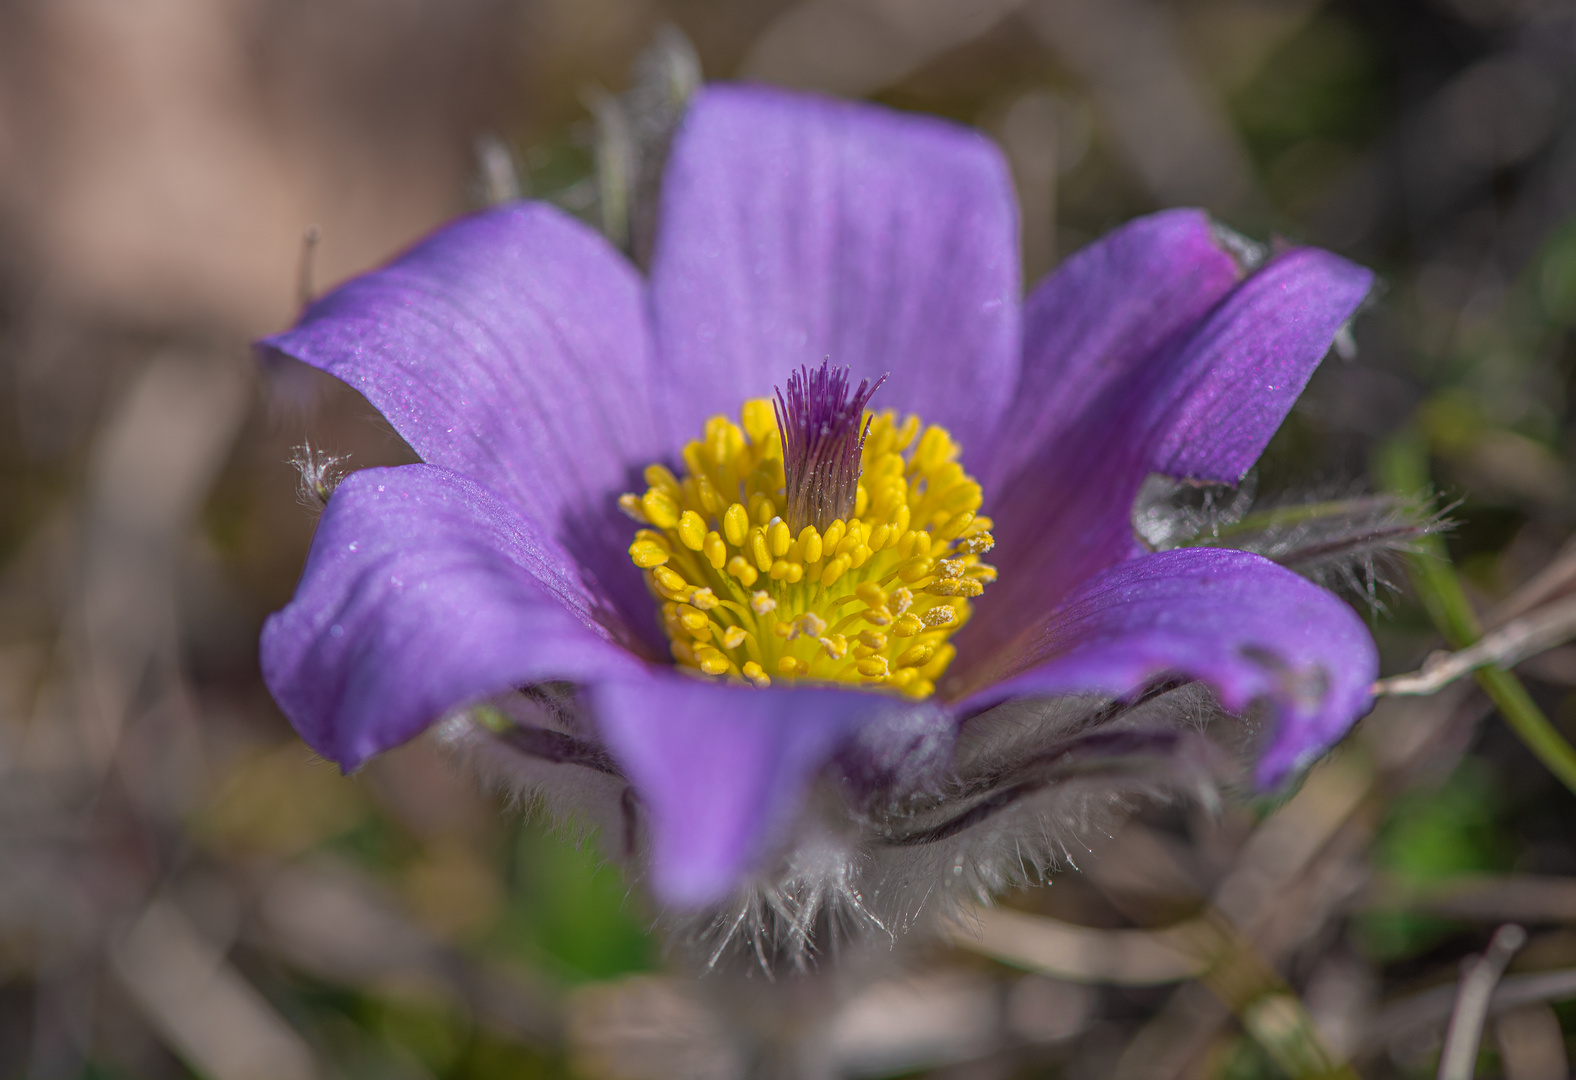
[1193,496,1399,541]
[1375,431,1576,796]
[1196,913,1359,1080]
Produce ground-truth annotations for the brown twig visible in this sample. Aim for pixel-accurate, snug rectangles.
[1437,924,1527,1080]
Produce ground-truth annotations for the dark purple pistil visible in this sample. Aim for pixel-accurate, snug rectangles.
[773,360,888,532]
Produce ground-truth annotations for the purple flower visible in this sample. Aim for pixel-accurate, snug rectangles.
[259,84,1377,925]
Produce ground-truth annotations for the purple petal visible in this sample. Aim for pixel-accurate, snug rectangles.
[984,209,1242,491]
[649,83,1020,458]
[261,202,665,648]
[1146,248,1374,483]
[958,547,1377,787]
[966,245,1374,670]
[262,465,644,771]
[592,677,900,907]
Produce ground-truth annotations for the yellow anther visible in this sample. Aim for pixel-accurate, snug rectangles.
[741,398,777,443]
[705,413,741,451]
[820,554,852,588]
[799,526,823,563]
[644,463,681,491]
[653,566,689,594]
[618,493,647,522]
[796,613,827,638]
[929,462,965,493]
[865,424,891,459]
[956,531,995,555]
[894,414,920,449]
[682,442,707,480]
[641,488,680,529]
[937,510,975,541]
[727,556,759,586]
[873,452,903,478]
[724,503,749,546]
[703,532,727,570]
[693,474,723,516]
[677,511,707,551]
[927,578,984,597]
[912,426,951,471]
[625,399,993,695]
[695,646,730,675]
[750,528,772,572]
[628,539,670,568]
[941,482,983,515]
[920,644,956,680]
[899,531,934,560]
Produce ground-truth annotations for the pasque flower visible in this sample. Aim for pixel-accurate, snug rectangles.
[260,84,1377,933]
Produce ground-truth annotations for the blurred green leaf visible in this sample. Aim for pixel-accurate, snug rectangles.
[1357,758,1511,961]
[489,813,654,984]
[1538,216,1576,326]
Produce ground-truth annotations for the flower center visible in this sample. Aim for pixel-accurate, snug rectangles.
[620,361,995,698]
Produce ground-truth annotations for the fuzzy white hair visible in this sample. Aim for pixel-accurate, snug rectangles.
[434,678,1251,977]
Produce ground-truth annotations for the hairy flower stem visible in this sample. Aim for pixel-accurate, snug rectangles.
[1377,432,1576,796]
[1199,497,1401,540]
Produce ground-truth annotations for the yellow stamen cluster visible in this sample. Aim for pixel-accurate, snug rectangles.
[620,400,996,698]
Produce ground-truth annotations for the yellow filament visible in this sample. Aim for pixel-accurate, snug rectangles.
[622,401,995,698]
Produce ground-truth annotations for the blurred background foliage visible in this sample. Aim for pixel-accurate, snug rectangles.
[2,0,1576,1077]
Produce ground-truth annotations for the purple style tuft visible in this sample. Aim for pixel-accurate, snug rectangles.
[773,360,887,532]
